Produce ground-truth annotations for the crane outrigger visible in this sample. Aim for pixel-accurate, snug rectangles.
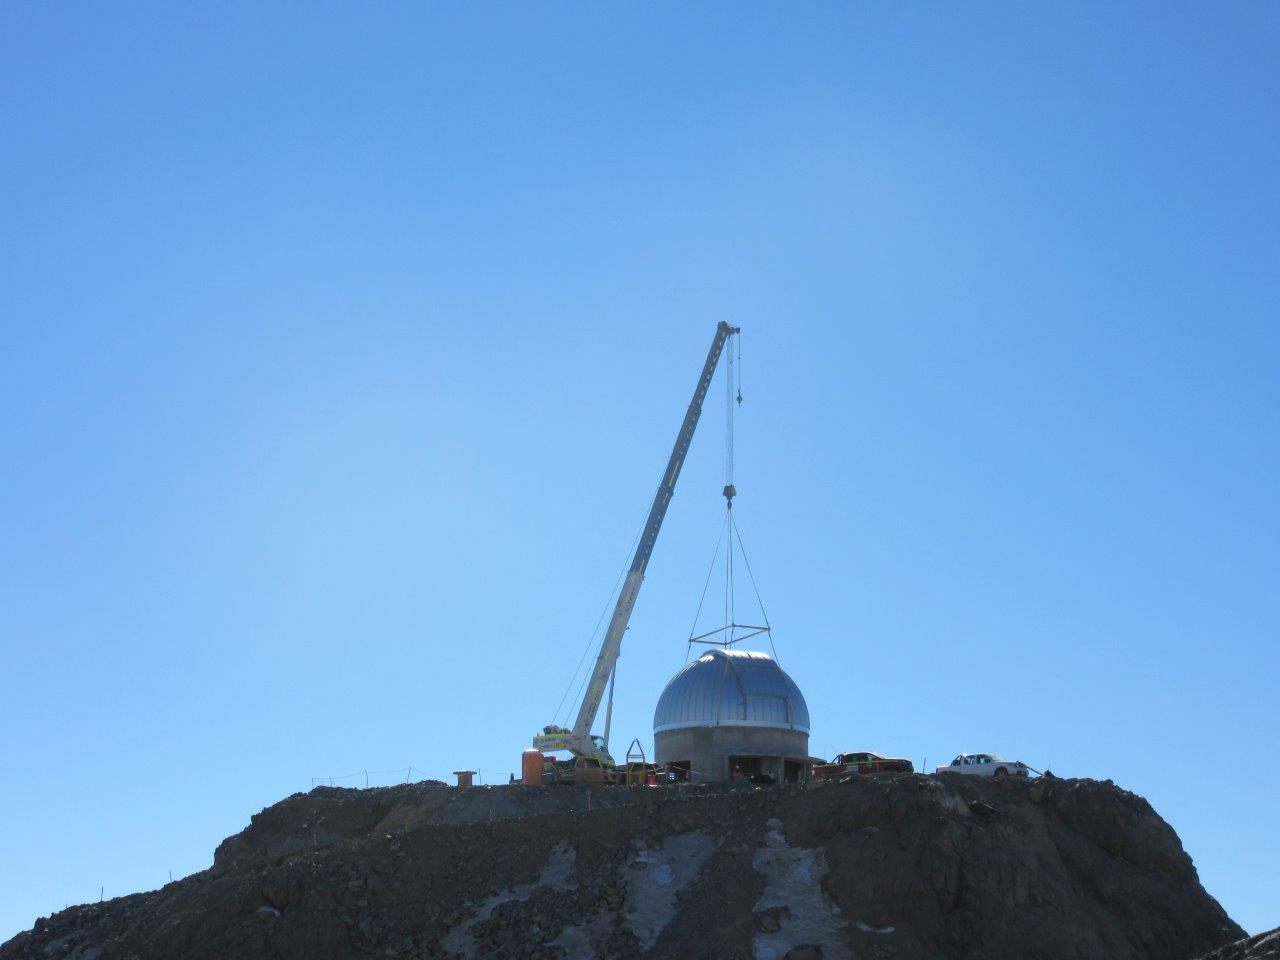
[533,321,740,772]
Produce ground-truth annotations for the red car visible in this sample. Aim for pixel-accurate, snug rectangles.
[813,751,914,780]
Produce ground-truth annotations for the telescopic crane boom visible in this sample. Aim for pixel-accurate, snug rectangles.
[534,321,739,766]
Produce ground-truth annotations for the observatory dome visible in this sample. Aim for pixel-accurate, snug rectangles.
[653,649,810,734]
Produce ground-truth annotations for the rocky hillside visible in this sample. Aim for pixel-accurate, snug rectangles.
[0,774,1247,960]
[1195,929,1280,960]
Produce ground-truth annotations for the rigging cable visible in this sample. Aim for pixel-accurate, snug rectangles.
[551,505,648,727]
[684,511,730,662]
[731,515,780,665]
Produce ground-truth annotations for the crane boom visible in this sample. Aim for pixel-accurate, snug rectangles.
[534,321,739,766]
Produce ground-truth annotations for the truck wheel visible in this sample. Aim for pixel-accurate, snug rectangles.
[994,767,1008,778]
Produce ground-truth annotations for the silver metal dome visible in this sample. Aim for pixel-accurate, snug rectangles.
[653,649,810,734]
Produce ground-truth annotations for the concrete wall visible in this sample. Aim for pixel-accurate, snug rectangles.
[655,726,810,784]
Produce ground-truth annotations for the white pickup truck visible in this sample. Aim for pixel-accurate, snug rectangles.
[935,753,1030,778]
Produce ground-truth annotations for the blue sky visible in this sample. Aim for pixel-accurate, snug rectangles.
[2,3,1277,940]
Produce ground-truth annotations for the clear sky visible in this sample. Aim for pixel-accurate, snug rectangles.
[2,3,1277,942]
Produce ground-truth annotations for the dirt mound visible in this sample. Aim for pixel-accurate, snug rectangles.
[0,775,1247,960]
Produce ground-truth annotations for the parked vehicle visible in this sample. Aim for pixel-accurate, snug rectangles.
[813,751,914,779]
[935,753,1029,778]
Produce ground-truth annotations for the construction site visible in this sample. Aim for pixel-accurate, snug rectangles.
[1,323,1269,960]
[8,0,1280,951]
[522,322,820,794]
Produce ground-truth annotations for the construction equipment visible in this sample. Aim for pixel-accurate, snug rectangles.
[620,738,659,786]
[532,321,740,775]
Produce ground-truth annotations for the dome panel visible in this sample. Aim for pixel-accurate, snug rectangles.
[653,649,810,734]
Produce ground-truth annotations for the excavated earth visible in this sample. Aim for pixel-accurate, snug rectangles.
[0,774,1249,960]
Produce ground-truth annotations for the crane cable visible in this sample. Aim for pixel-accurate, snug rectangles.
[685,328,775,656]
[728,329,776,662]
[683,512,729,663]
[684,330,739,663]
[722,330,745,643]
[551,507,649,728]
[724,338,735,639]
[731,516,780,665]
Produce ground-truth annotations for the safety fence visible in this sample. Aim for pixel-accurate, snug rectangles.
[308,766,516,790]
[307,762,849,790]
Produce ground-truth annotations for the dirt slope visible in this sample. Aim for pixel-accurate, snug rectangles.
[0,774,1247,960]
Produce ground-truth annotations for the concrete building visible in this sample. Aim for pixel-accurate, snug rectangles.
[653,648,811,784]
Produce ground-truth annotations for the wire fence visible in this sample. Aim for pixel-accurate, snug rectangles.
[308,766,518,789]
[307,762,839,789]
[310,758,1050,791]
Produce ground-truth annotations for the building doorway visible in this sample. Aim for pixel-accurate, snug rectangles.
[729,755,775,784]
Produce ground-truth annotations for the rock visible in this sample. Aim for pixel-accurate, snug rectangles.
[968,798,998,817]
[1193,926,1280,960]
[0,777,1247,960]
[754,906,790,933]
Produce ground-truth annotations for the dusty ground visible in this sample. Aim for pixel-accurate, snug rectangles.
[0,774,1249,960]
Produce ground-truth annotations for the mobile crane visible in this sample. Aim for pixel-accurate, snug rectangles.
[532,321,740,781]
